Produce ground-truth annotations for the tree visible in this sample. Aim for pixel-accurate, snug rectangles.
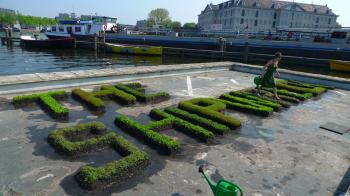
[335,22,342,28]
[171,21,182,29]
[147,8,170,25]
[183,22,198,29]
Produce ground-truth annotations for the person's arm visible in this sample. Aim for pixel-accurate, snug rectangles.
[261,60,272,77]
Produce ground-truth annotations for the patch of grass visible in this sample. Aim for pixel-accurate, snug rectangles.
[242,90,291,108]
[262,88,313,101]
[40,95,69,119]
[276,80,326,96]
[100,85,137,105]
[259,90,300,104]
[229,91,282,111]
[287,80,334,90]
[48,122,149,190]
[164,107,230,135]
[115,83,170,103]
[12,91,68,120]
[115,115,180,155]
[219,94,273,117]
[150,109,215,142]
[48,122,110,155]
[178,98,241,129]
[72,89,105,112]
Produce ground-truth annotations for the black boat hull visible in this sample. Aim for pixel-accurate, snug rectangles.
[20,38,75,49]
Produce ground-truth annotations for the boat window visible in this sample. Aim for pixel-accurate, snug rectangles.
[331,31,347,39]
[59,26,64,32]
[52,26,56,32]
[75,27,81,32]
[67,26,72,34]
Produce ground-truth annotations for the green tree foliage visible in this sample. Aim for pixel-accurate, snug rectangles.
[0,11,57,26]
[0,12,17,25]
[148,8,170,25]
[171,21,182,29]
[183,22,198,29]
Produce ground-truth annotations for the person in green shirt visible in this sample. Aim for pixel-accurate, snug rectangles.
[257,52,282,100]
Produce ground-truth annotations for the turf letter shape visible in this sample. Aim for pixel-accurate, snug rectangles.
[47,122,149,190]
[72,85,137,113]
[12,91,68,120]
[178,98,241,129]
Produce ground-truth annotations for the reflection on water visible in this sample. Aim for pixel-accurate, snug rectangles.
[0,44,214,76]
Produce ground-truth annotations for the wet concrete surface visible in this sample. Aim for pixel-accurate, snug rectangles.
[0,70,349,196]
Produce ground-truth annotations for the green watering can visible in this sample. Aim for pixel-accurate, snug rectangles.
[254,76,262,86]
[199,165,243,196]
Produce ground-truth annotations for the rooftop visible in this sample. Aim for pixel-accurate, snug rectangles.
[201,0,335,15]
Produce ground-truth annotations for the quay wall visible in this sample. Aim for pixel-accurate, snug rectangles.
[105,34,350,61]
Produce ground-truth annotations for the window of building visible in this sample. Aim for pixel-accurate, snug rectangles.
[224,19,227,25]
[272,21,276,28]
[240,18,244,24]
[273,13,277,19]
[51,26,56,32]
[254,20,258,26]
[230,18,232,25]
[231,10,233,16]
[241,10,245,16]
[75,27,81,32]
[59,26,64,32]
[316,17,319,23]
[255,11,259,18]
[328,18,332,24]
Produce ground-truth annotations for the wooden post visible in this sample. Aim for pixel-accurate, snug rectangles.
[8,28,13,46]
[243,42,249,63]
[94,34,98,51]
[4,28,9,45]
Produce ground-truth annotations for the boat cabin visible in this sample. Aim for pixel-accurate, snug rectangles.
[46,16,118,38]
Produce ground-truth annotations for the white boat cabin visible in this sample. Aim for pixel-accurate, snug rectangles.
[46,16,118,38]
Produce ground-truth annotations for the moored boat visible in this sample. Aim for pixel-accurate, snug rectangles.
[330,60,350,72]
[20,36,75,49]
[105,43,163,55]
[45,16,118,40]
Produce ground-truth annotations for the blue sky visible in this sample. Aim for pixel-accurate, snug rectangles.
[0,0,348,26]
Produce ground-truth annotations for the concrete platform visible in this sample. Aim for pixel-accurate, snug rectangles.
[0,70,349,196]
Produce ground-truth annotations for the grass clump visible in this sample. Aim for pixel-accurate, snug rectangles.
[72,89,106,112]
[287,80,334,90]
[262,88,313,101]
[164,107,230,135]
[115,83,170,103]
[150,109,215,142]
[178,98,241,129]
[229,91,282,111]
[48,121,149,190]
[219,94,273,117]
[12,91,68,120]
[115,114,180,154]
[276,80,326,96]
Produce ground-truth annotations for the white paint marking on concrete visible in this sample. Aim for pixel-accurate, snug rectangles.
[36,174,54,182]
[334,90,347,96]
[0,137,9,141]
[195,152,208,160]
[187,76,194,97]
[231,79,240,85]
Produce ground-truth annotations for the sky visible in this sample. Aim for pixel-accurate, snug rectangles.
[0,0,349,26]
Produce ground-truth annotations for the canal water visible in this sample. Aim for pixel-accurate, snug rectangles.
[0,43,215,76]
[1,35,349,78]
